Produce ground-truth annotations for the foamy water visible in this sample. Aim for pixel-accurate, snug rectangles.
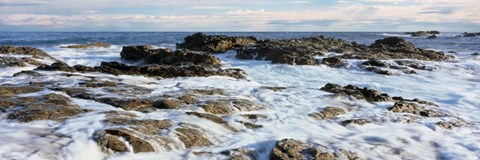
[0,32,479,160]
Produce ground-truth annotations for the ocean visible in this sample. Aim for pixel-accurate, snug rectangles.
[0,32,479,160]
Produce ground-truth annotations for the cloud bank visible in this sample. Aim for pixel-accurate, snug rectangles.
[0,0,478,31]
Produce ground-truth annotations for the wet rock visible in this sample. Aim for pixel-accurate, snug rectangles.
[321,83,393,102]
[364,67,393,75]
[37,61,246,79]
[187,112,226,124]
[472,53,480,56]
[154,99,183,109]
[269,139,358,160]
[6,93,86,122]
[309,107,346,120]
[237,36,353,65]
[0,57,26,67]
[362,59,389,67]
[341,37,447,61]
[188,89,225,95]
[387,101,440,117]
[341,119,371,126]
[97,98,155,112]
[176,127,213,148]
[232,99,265,111]
[241,114,268,120]
[427,35,437,39]
[177,32,258,53]
[261,86,287,92]
[202,101,234,115]
[80,81,118,88]
[179,95,197,104]
[94,128,155,153]
[239,121,263,129]
[121,46,222,67]
[436,121,463,130]
[61,43,111,49]
[321,57,345,67]
[13,70,43,77]
[0,85,44,96]
[0,46,57,60]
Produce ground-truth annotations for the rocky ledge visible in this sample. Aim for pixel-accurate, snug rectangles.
[60,42,112,49]
[177,32,258,53]
[0,46,58,67]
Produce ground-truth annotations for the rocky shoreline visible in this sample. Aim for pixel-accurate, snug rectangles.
[0,33,476,159]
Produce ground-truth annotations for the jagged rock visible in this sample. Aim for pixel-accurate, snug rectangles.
[121,46,222,67]
[232,99,265,111]
[61,43,111,49]
[239,121,263,129]
[36,61,246,79]
[362,59,389,67]
[461,32,477,37]
[241,114,268,120]
[341,119,371,126]
[187,112,226,124]
[436,121,464,130]
[202,101,234,115]
[364,67,393,75]
[321,57,345,67]
[154,99,184,109]
[96,98,155,112]
[269,139,359,160]
[341,37,447,61]
[237,36,353,65]
[176,127,213,148]
[321,83,393,102]
[179,95,197,104]
[387,101,440,117]
[404,31,440,37]
[5,93,86,122]
[427,35,437,39]
[309,107,346,119]
[177,32,258,53]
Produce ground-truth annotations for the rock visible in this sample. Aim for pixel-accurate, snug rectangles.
[177,32,258,53]
[186,112,226,124]
[427,35,437,39]
[321,57,345,67]
[179,95,197,104]
[94,128,155,153]
[0,85,44,96]
[404,31,440,37]
[202,101,234,115]
[240,121,263,129]
[232,99,265,111]
[341,119,371,126]
[364,67,393,76]
[121,46,222,67]
[342,37,447,61]
[309,107,346,119]
[261,86,287,92]
[237,36,354,65]
[269,139,359,160]
[387,101,440,117]
[154,99,183,109]
[13,70,43,77]
[0,46,57,60]
[0,57,26,68]
[61,43,111,49]
[5,93,86,122]
[321,83,393,102]
[472,53,479,56]
[80,81,118,88]
[36,61,246,79]
[241,114,268,120]
[436,121,463,130]
[361,59,389,67]
[97,98,155,112]
[176,127,213,148]
[461,32,476,37]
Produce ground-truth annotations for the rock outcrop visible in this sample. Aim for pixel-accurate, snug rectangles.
[177,32,258,53]
[269,139,360,160]
[404,31,440,37]
[36,61,246,79]
[121,46,222,67]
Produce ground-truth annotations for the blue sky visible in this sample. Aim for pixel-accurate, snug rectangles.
[0,0,478,31]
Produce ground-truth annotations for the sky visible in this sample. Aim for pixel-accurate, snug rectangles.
[0,0,478,32]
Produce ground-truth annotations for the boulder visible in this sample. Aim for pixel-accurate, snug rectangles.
[320,83,393,102]
[321,57,345,67]
[387,101,440,117]
[176,127,213,148]
[177,32,258,53]
[202,100,234,115]
[461,32,476,37]
[120,46,221,67]
[0,57,26,68]
[0,46,57,60]
[309,107,346,120]
[269,139,360,160]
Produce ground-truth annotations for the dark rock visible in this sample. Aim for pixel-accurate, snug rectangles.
[36,61,246,79]
[405,31,440,37]
[61,43,111,49]
[472,53,480,56]
[177,32,258,53]
[364,67,393,76]
[427,35,437,39]
[121,46,222,67]
[269,139,359,160]
[387,101,440,117]
[94,129,155,153]
[321,83,393,102]
[179,95,197,104]
[321,57,345,67]
[462,32,476,37]
[309,107,346,119]
[120,45,158,61]
[240,121,263,129]
[97,98,155,112]
[341,119,371,126]
[13,70,43,77]
[361,59,389,67]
